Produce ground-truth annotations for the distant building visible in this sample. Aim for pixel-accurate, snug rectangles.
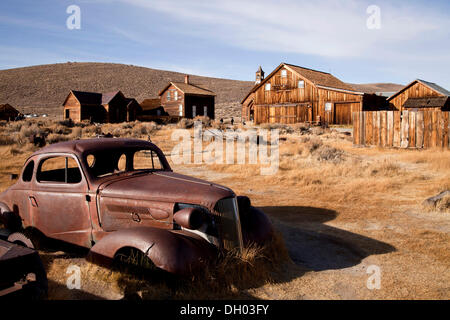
[0,103,21,121]
[62,90,141,123]
[159,75,215,119]
[387,79,450,111]
[241,63,387,125]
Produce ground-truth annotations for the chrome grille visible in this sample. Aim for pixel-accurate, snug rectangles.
[215,197,243,251]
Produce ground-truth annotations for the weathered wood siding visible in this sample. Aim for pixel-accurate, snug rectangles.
[63,92,82,122]
[389,82,443,111]
[252,67,363,125]
[353,110,449,149]
[105,94,128,123]
[160,84,215,119]
[160,84,185,117]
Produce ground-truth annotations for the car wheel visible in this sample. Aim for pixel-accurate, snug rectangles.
[7,230,44,250]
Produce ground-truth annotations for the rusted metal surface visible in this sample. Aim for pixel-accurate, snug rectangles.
[0,138,273,275]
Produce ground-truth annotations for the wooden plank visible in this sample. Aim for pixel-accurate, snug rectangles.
[380,111,387,147]
[408,111,416,148]
[416,111,424,148]
[387,111,394,147]
[366,111,373,145]
[423,111,431,148]
[437,111,444,148]
[360,111,365,145]
[431,111,437,147]
[352,112,358,145]
[444,112,449,149]
[393,111,401,147]
[375,111,381,146]
[401,110,409,148]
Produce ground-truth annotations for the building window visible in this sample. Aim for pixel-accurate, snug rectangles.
[174,91,178,101]
[203,106,208,117]
[325,102,332,111]
[65,109,70,119]
[167,91,171,101]
[281,69,287,78]
[192,105,197,117]
[265,83,271,91]
[298,80,305,88]
[179,104,183,116]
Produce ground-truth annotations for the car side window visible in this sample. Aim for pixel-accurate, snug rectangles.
[22,160,34,182]
[37,156,82,184]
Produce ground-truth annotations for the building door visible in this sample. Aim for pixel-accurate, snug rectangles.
[334,102,358,125]
[203,106,208,117]
[65,109,70,120]
[192,105,197,118]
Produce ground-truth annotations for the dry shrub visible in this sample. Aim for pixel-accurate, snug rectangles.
[19,124,43,141]
[193,116,212,128]
[47,133,70,144]
[70,127,82,139]
[0,134,15,145]
[131,122,158,137]
[177,118,194,129]
[82,125,102,136]
[370,160,402,177]
[315,145,345,163]
[310,126,325,135]
[52,124,72,135]
[113,232,289,299]
[436,194,450,212]
[300,136,323,154]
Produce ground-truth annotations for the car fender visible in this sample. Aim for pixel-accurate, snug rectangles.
[88,226,216,275]
[0,202,21,231]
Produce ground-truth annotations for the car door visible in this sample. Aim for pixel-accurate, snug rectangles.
[30,154,92,248]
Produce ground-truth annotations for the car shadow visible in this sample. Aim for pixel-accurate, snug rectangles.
[259,206,396,271]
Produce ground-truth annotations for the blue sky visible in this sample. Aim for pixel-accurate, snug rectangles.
[0,0,449,88]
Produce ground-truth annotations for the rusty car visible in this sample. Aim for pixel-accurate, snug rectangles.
[0,138,273,275]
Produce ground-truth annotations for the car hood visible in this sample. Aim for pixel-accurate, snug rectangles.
[98,171,235,210]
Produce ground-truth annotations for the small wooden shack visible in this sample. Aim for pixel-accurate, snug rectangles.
[0,104,21,121]
[242,63,387,125]
[387,79,450,112]
[159,75,215,119]
[63,90,141,123]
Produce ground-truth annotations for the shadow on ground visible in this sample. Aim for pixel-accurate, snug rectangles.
[260,206,396,271]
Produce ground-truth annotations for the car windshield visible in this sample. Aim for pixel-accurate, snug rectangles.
[86,147,167,178]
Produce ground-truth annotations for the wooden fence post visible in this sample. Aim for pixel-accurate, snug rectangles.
[416,111,424,148]
[401,110,409,148]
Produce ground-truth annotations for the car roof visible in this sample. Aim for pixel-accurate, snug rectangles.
[31,138,160,157]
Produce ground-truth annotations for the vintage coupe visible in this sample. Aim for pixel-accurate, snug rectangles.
[0,138,272,274]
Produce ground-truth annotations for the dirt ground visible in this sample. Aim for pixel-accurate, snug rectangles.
[0,120,448,300]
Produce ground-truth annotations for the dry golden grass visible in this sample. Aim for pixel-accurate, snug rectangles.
[0,120,449,300]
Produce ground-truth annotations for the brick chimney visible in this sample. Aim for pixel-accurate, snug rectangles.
[185,75,189,84]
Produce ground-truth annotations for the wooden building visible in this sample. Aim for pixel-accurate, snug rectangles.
[159,75,215,119]
[242,63,370,125]
[124,98,143,121]
[0,104,21,121]
[63,90,141,123]
[387,79,450,112]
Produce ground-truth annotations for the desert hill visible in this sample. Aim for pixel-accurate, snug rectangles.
[0,62,404,119]
[0,62,254,118]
